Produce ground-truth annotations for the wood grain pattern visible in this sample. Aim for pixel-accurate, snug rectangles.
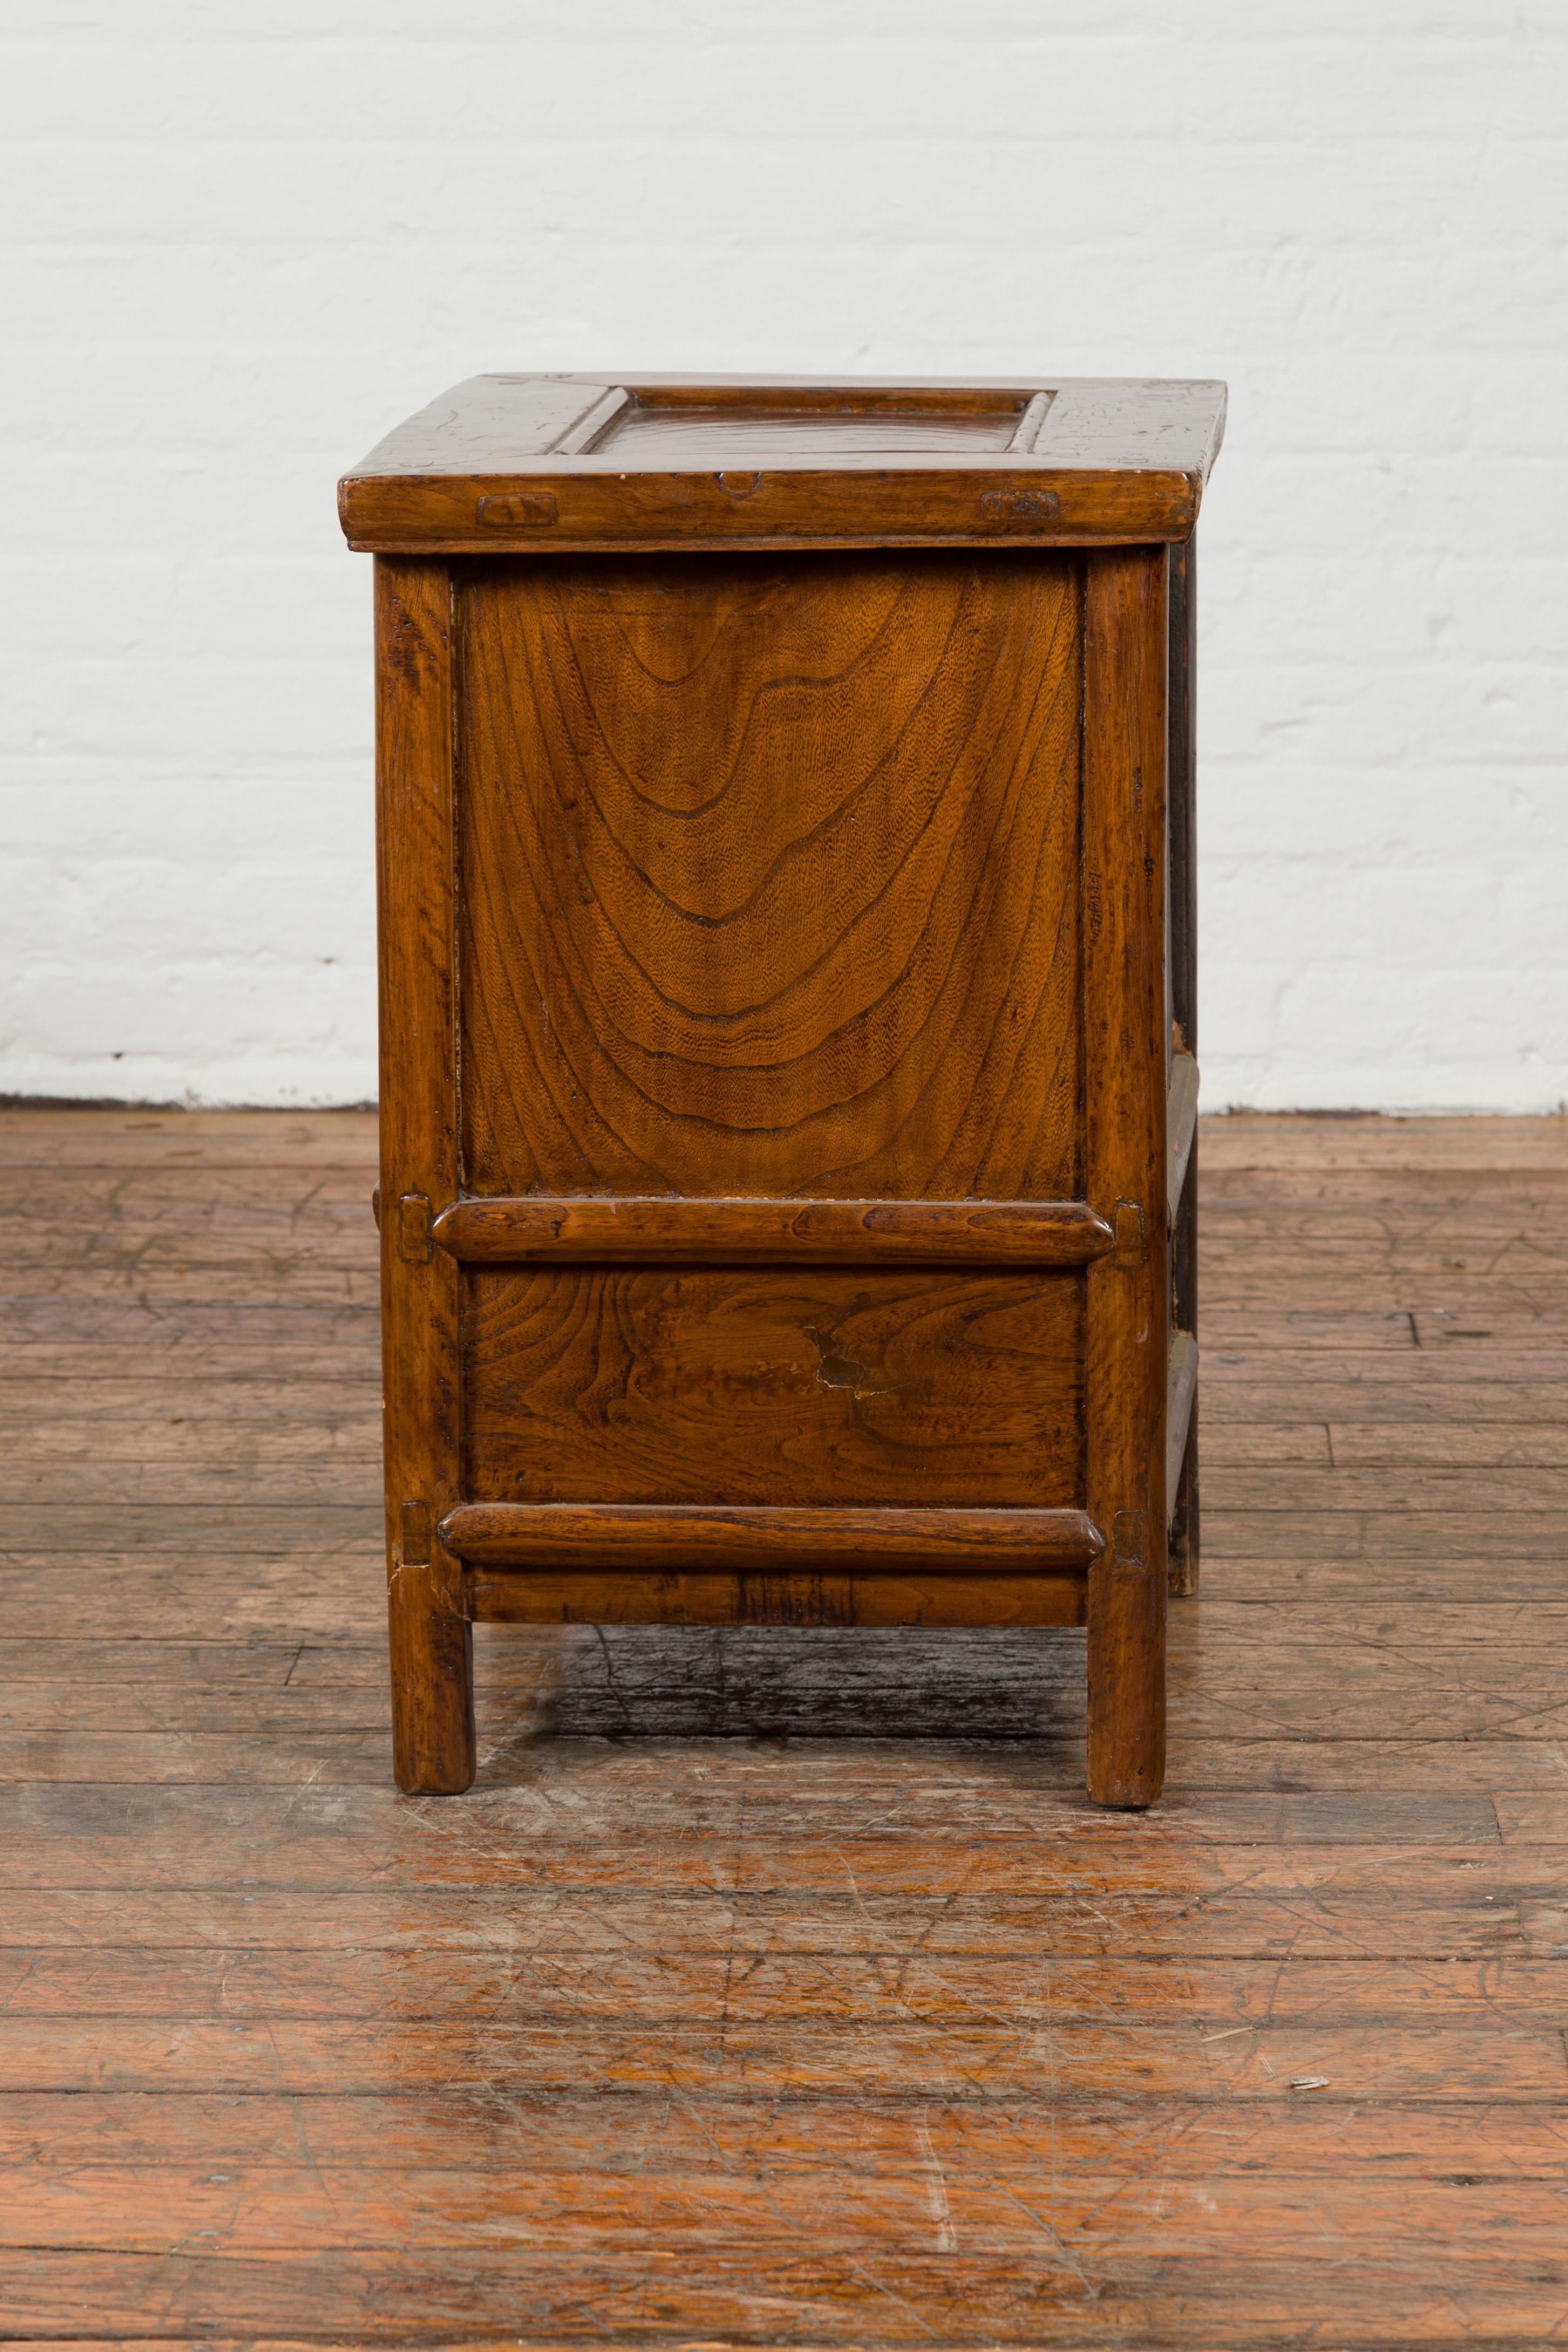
[456,551,1083,1202]
[461,1267,1084,1508]
[433,1193,1114,1265]
[374,561,473,1795]
[346,464,1204,556]
[594,385,1034,457]
[347,371,1229,479]
[442,1501,1101,1572]
[1081,546,1170,1808]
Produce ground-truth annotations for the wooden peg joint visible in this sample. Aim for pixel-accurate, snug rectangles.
[396,1193,433,1263]
[1112,1200,1147,1269]
[1110,1509,1149,1582]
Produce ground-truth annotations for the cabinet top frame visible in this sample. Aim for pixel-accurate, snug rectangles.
[339,372,1226,555]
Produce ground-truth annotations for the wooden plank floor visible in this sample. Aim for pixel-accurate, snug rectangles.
[2,1107,1567,2349]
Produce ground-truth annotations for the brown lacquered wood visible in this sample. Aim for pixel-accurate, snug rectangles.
[455,550,1083,1200]
[351,374,1221,1811]
[467,1566,1089,1630]
[440,1501,1103,1573]
[1082,545,1170,1808]
[461,1267,1085,1508]
[593,385,1033,458]
[345,463,1201,554]
[350,370,1228,473]
[432,1194,1115,1265]
[373,562,474,1795]
[339,372,1228,553]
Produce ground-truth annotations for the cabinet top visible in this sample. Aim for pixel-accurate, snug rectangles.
[339,372,1225,555]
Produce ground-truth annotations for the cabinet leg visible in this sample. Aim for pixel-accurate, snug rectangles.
[387,1548,475,1793]
[1086,1536,1167,1809]
[1169,1393,1200,1599]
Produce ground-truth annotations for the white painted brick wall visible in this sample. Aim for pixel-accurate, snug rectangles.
[3,0,1564,1109]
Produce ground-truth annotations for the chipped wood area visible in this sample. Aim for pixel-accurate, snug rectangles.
[2,1103,1567,2343]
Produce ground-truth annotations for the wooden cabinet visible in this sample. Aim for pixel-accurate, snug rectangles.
[339,372,1225,1808]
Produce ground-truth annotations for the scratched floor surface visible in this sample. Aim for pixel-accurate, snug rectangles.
[2,1107,1567,2348]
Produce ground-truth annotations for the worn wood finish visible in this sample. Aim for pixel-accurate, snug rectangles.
[339,372,1228,553]
[461,1269,1085,1508]
[442,1503,1103,1573]
[373,563,473,1794]
[4,1105,1568,2344]
[433,1194,1115,1266]
[350,377,1216,1807]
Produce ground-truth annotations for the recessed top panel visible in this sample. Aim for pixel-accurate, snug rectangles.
[590,390,1041,459]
